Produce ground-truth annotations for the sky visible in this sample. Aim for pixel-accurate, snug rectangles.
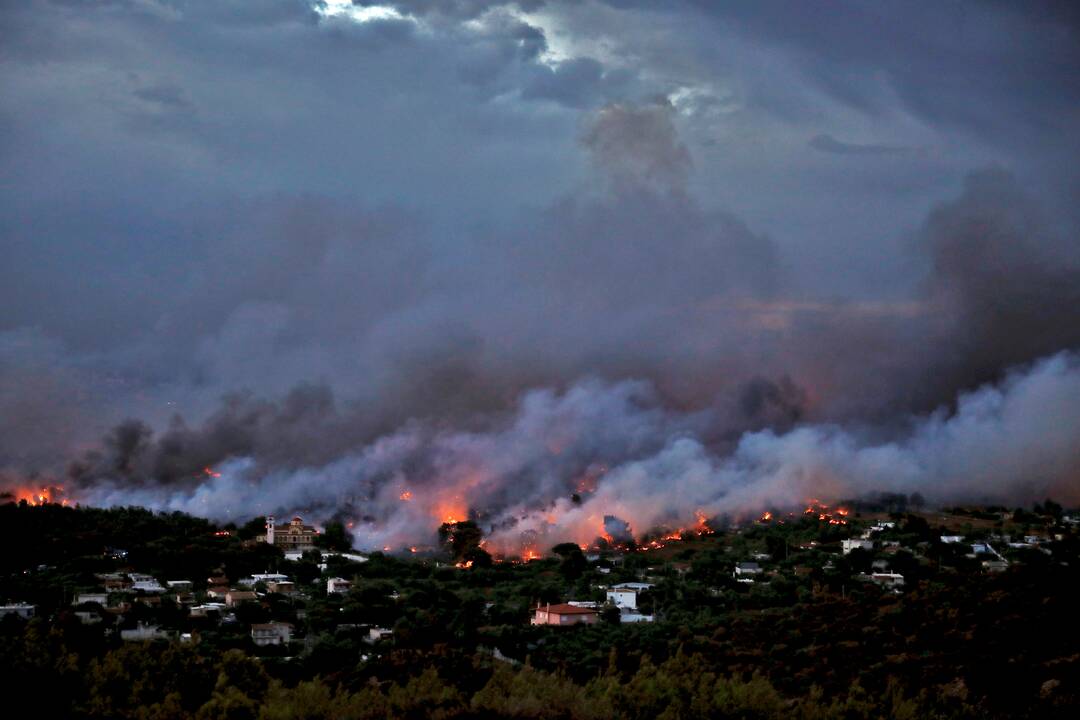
[2,1,1079,549]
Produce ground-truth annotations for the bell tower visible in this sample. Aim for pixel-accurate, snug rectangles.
[265,515,275,545]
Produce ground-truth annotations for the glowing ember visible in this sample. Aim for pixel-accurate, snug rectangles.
[760,511,773,522]
[202,467,222,479]
[399,490,412,501]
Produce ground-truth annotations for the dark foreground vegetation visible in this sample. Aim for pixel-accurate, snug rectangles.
[1,500,1079,718]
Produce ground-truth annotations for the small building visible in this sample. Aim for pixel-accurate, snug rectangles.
[189,603,226,618]
[366,627,394,644]
[607,588,640,609]
[120,623,171,642]
[74,610,102,625]
[166,580,193,591]
[940,535,964,544]
[982,560,1009,573]
[619,609,655,623]
[267,581,296,595]
[74,592,109,606]
[225,590,259,607]
[869,572,905,588]
[0,604,35,620]
[733,562,762,578]
[842,539,874,555]
[129,574,166,593]
[100,574,132,591]
[327,577,352,594]
[207,586,230,599]
[240,573,289,587]
[531,603,599,626]
[251,622,292,646]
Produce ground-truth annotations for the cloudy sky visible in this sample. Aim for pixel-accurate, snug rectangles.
[2,1,1079,541]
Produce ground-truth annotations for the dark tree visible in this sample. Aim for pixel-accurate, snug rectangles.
[315,521,352,551]
[439,520,484,562]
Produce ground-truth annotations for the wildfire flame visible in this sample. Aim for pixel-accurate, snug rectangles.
[8,485,67,506]
[399,490,412,501]
[804,498,849,525]
[202,467,222,479]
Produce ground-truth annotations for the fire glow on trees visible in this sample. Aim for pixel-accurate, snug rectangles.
[803,498,850,525]
[8,485,68,506]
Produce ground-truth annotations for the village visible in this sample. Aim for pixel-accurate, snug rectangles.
[3,499,1077,664]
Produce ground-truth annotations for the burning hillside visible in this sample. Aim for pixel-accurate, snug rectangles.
[2,352,1079,555]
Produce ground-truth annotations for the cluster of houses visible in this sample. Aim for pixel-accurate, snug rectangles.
[58,570,307,645]
[531,582,656,625]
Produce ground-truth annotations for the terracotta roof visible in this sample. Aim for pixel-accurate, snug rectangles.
[540,603,598,615]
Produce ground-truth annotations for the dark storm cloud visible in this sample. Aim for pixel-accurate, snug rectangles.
[1,1,1078,543]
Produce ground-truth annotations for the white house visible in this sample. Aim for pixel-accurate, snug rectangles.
[166,580,193,591]
[129,574,166,593]
[733,562,762,578]
[366,627,394,643]
[940,535,964,544]
[842,539,874,555]
[606,589,639,609]
[869,572,905,588]
[612,582,653,591]
[240,573,290,587]
[251,622,292,646]
[121,623,171,641]
[327,577,352,594]
[0,604,35,619]
[74,592,109,606]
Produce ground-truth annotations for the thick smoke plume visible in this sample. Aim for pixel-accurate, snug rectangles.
[3,101,1079,552]
[50,351,1080,553]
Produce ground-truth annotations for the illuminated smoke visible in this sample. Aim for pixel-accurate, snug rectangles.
[49,351,1080,553]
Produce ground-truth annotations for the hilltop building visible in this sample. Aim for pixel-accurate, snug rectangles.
[261,516,318,550]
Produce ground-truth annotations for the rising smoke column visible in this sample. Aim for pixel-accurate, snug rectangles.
[69,351,1080,553]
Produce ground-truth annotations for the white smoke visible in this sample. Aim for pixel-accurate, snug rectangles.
[75,351,1080,552]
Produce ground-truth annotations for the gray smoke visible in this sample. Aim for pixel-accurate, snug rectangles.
[2,81,1079,548]
[69,351,1080,553]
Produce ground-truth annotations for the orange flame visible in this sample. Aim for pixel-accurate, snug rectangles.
[203,467,222,479]
[9,485,67,506]
[399,490,412,501]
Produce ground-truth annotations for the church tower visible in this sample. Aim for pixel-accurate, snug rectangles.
[265,515,275,545]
